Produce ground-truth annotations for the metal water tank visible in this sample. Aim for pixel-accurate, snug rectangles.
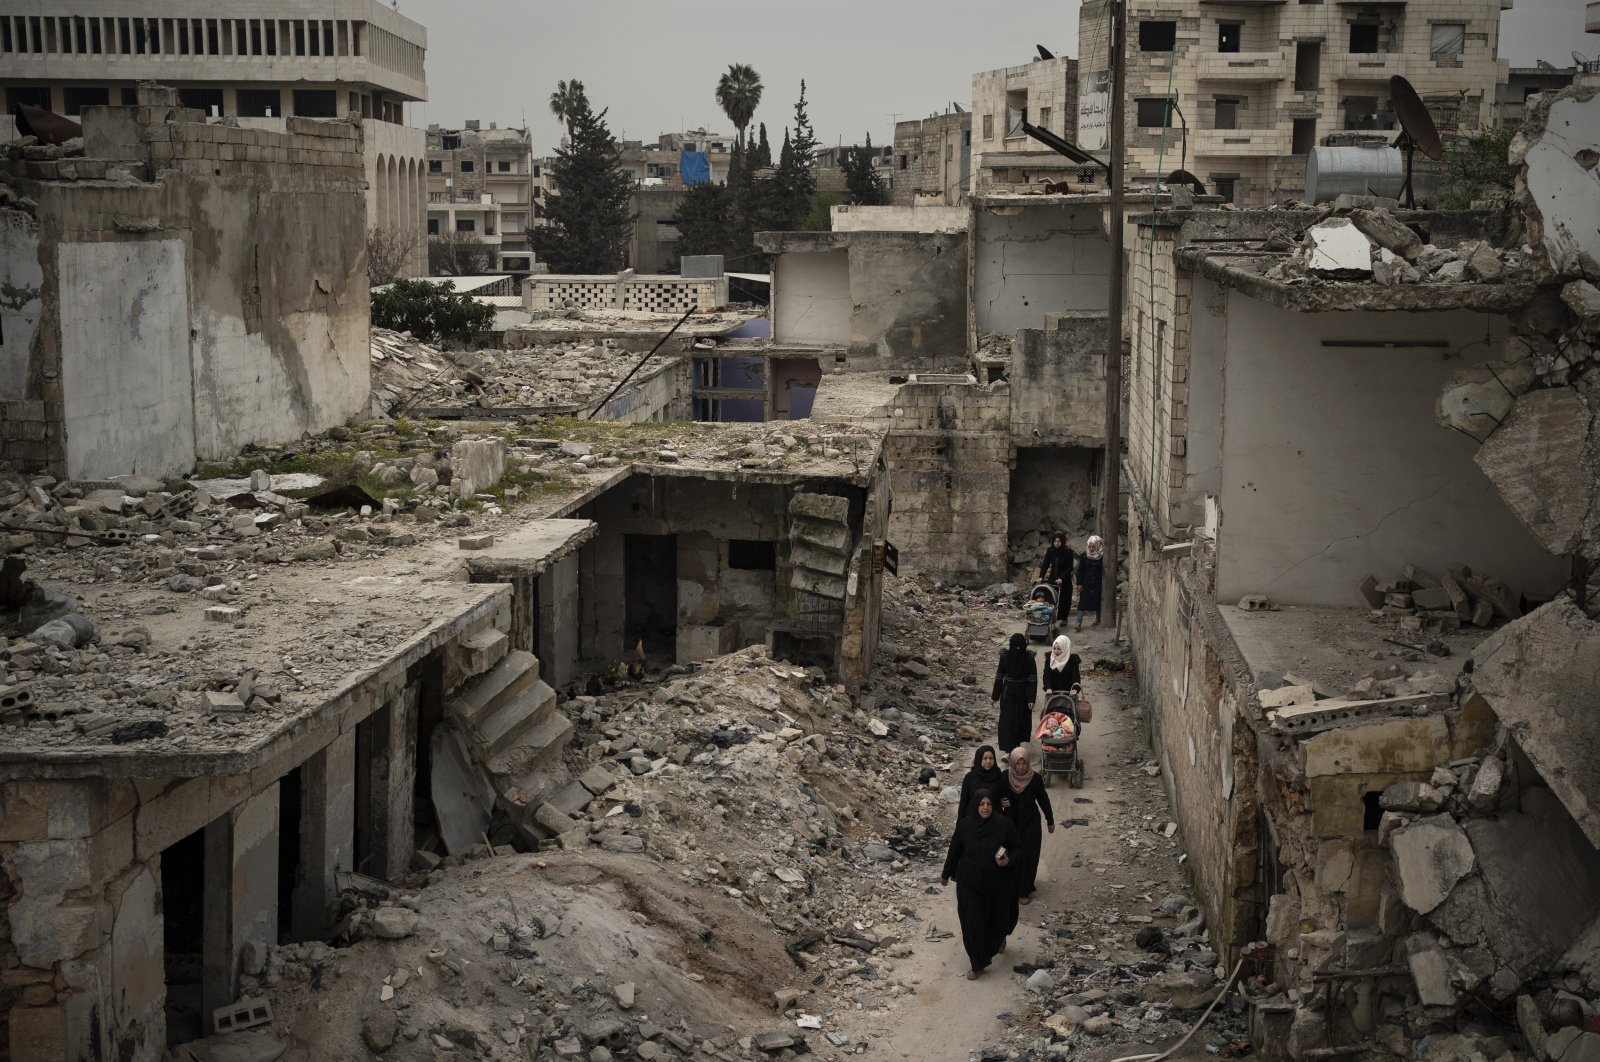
[1305,145,1405,203]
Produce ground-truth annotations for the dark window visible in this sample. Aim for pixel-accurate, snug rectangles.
[459,160,474,172]
[179,87,223,116]
[1218,22,1241,53]
[455,218,475,232]
[1362,791,1384,831]
[1214,98,1239,131]
[120,87,138,105]
[1139,20,1177,51]
[899,154,908,170]
[1430,23,1465,58]
[1292,117,1317,154]
[1343,95,1385,130]
[1295,41,1322,89]
[1136,97,1175,128]
[442,135,460,150]
[427,218,439,235]
[62,86,109,116]
[291,89,337,118]
[728,540,777,571]
[497,160,511,172]
[1214,178,1236,203]
[5,87,51,113]
[236,88,280,117]
[532,164,541,177]
[504,256,530,270]
[1349,23,1379,54]
[532,187,542,198]
[428,159,443,173]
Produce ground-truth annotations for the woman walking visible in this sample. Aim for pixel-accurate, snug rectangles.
[1042,635,1081,698]
[957,745,1007,821]
[991,633,1037,757]
[941,789,1021,979]
[1075,535,1105,630]
[1000,746,1055,905]
[1038,533,1074,612]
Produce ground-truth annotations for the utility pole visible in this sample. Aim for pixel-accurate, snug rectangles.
[1102,0,1127,629]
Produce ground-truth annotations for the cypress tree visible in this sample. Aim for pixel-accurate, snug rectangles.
[528,94,635,274]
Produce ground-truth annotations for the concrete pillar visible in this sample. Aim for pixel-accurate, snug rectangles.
[539,553,581,689]
[363,690,418,880]
[201,784,278,1031]
[290,732,355,940]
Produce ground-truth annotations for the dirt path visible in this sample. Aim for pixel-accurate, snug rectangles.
[831,611,1192,1060]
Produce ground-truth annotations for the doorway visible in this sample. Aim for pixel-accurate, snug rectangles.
[624,534,678,657]
[161,828,207,1047]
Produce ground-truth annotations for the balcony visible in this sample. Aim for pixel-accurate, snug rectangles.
[1192,127,1290,157]
[1198,51,1286,80]
[1336,53,1408,81]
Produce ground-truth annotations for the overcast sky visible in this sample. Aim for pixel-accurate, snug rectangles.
[400,0,1590,153]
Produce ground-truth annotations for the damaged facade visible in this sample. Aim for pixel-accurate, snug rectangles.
[1122,83,1600,1060]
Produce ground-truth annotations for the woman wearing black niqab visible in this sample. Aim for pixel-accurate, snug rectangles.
[957,745,1007,820]
[941,788,1022,978]
[991,633,1038,756]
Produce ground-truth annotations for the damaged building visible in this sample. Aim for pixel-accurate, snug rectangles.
[1122,83,1600,1060]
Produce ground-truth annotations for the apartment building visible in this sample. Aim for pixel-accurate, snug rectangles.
[0,1,430,274]
[1075,0,1509,206]
[426,122,536,274]
[970,53,1081,195]
[891,111,972,206]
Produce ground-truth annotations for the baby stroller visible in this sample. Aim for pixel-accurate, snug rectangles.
[1024,583,1061,642]
[1034,687,1090,788]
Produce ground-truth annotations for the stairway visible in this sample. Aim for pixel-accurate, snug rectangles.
[448,648,574,815]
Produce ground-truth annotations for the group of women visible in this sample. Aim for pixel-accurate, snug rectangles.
[1038,533,1105,631]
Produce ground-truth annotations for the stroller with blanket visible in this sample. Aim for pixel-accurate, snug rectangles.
[1024,583,1061,642]
[1034,686,1091,788]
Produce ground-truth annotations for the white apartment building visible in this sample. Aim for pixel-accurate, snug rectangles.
[427,122,536,274]
[970,53,1082,194]
[1075,0,1510,206]
[0,0,429,273]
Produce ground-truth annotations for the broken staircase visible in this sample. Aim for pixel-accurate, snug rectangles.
[448,630,574,820]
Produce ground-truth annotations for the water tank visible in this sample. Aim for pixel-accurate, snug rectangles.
[1305,145,1405,204]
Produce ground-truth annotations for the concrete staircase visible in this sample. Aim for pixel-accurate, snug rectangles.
[449,648,574,815]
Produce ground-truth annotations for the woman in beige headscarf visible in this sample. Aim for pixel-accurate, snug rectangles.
[1074,535,1104,631]
[1000,745,1055,905]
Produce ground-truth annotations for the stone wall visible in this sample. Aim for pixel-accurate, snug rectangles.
[0,103,369,478]
[1010,313,1108,446]
[972,200,1110,339]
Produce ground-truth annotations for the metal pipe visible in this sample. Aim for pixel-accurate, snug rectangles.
[1102,0,1127,628]
[583,305,696,420]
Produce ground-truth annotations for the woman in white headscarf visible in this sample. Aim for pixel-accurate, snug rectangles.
[1074,535,1105,631]
[1042,635,1081,697]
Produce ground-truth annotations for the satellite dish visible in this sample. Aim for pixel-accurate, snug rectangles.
[1390,76,1443,162]
[1036,44,1056,60]
[1574,50,1592,67]
[952,102,965,113]
[1166,169,1208,195]
[1536,59,1556,71]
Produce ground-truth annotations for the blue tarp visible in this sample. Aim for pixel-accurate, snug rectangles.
[680,150,710,185]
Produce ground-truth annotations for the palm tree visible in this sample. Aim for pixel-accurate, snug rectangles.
[548,79,587,139]
[715,63,764,152]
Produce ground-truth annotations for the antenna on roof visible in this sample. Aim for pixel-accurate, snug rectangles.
[1036,44,1056,60]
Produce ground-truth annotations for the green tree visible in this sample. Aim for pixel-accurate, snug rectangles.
[801,189,843,231]
[842,134,887,206]
[673,182,734,260]
[371,279,494,344]
[777,81,819,229]
[1441,125,1517,209]
[529,93,636,274]
[715,63,764,152]
[751,123,773,169]
[548,79,587,139]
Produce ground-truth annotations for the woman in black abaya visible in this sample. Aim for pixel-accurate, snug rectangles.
[957,745,1007,821]
[990,633,1037,756]
[941,788,1022,978]
[1000,745,1055,905]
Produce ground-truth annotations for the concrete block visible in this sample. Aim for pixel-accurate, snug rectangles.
[534,803,577,836]
[458,534,496,550]
[1390,814,1474,915]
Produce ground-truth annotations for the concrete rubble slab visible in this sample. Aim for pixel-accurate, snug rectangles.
[1474,385,1599,557]
[1390,814,1475,915]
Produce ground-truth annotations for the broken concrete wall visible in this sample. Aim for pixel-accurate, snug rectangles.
[0,105,369,478]
[1007,447,1099,564]
[0,207,41,401]
[761,230,969,369]
[1009,312,1108,446]
[877,378,1012,584]
[1213,293,1569,607]
[594,358,691,424]
[972,200,1110,338]
[1514,83,1600,279]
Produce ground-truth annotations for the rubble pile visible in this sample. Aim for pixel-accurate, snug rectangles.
[1355,562,1521,634]
[1271,203,1526,288]
[370,327,673,419]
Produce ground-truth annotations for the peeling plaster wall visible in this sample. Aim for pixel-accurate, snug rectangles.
[58,239,197,478]
[773,250,850,347]
[1214,296,1568,606]
[1516,85,1599,275]
[973,202,1109,336]
[0,209,41,399]
[1009,314,1108,444]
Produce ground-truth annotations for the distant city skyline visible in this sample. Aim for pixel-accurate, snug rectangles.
[400,0,1587,155]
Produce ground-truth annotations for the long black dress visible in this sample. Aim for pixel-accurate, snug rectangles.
[1039,544,1074,594]
[991,647,1037,756]
[1076,554,1104,615]
[941,800,1022,974]
[1042,654,1082,697]
[957,745,1008,821]
[1001,774,1055,900]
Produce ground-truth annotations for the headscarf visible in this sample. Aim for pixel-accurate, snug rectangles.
[1085,535,1105,559]
[968,788,1000,833]
[1048,635,1073,672]
[1008,746,1034,792]
[1051,533,1066,550]
[999,633,1031,678]
[969,744,1005,793]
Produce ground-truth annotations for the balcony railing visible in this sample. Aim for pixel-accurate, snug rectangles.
[1198,51,1286,80]
[1192,128,1290,157]
[1336,53,1408,80]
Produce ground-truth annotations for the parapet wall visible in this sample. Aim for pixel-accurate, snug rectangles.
[526,272,728,315]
